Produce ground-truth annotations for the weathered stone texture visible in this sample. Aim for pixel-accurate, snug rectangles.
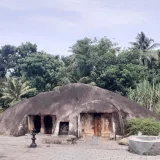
[129,136,160,155]
[0,83,159,136]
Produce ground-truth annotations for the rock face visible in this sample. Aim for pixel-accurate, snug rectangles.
[0,83,159,137]
[128,136,160,155]
[118,138,129,146]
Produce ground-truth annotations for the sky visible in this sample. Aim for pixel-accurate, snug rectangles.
[0,0,160,56]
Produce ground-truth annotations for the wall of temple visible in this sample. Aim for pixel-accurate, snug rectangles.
[27,112,120,139]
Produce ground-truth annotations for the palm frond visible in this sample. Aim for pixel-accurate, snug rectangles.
[20,88,36,97]
[0,77,36,107]
[130,32,160,52]
[148,43,160,51]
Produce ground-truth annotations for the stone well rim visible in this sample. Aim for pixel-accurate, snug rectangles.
[129,135,160,143]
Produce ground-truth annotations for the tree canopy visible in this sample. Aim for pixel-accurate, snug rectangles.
[1,33,160,114]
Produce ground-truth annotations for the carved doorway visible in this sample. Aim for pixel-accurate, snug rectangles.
[59,122,69,135]
[44,115,53,134]
[94,114,101,136]
[34,115,41,133]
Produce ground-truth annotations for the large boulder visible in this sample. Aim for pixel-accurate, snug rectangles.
[0,83,159,136]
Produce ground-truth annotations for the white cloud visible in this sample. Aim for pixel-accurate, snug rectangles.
[29,16,77,28]
[0,0,153,56]
[0,0,147,27]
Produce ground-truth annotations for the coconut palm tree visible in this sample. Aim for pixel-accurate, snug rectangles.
[130,32,160,52]
[0,77,36,106]
[130,32,160,68]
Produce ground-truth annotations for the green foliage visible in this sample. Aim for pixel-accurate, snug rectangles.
[16,42,37,58]
[78,77,92,84]
[130,32,160,52]
[66,37,119,82]
[130,32,160,69]
[13,52,69,92]
[0,77,36,107]
[0,45,16,78]
[0,107,3,113]
[1,33,160,110]
[97,64,148,95]
[117,49,141,65]
[128,79,160,112]
[127,118,160,136]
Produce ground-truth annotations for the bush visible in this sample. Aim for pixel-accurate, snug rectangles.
[127,118,160,136]
[0,107,3,113]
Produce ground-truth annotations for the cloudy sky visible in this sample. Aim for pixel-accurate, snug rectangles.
[0,0,159,55]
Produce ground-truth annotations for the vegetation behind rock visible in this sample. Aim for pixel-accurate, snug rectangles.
[127,118,160,136]
[1,32,160,114]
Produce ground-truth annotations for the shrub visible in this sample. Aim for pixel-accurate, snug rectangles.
[127,79,160,112]
[0,107,3,113]
[127,118,160,136]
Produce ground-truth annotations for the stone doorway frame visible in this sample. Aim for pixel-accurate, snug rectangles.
[34,115,41,133]
[79,113,116,138]
[44,115,53,134]
[28,115,56,134]
[59,122,69,135]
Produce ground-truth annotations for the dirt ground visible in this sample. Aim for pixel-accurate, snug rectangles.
[0,135,160,160]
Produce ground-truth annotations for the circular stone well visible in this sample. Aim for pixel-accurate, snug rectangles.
[128,136,160,155]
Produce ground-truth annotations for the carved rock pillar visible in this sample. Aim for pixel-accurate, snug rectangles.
[52,116,56,134]
[78,114,81,137]
[112,113,116,139]
[40,116,45,134]
[52,121,59,136]
[28,116,35,132]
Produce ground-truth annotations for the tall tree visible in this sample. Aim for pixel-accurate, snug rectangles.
[0,77,36,107]
[16,42,37,58]
[13,52,69,92]
[130,32,160,52]
[98,64,148,95]
[0,45,16,78]
[65,37,119,83]
[130,32,160,68]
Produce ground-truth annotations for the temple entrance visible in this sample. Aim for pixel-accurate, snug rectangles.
[59,122,69,135]
[80,113,112,138]
[44,115,53,134]
[94,114,101,136]
[34,115,41,133]
[28,115,56,134]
